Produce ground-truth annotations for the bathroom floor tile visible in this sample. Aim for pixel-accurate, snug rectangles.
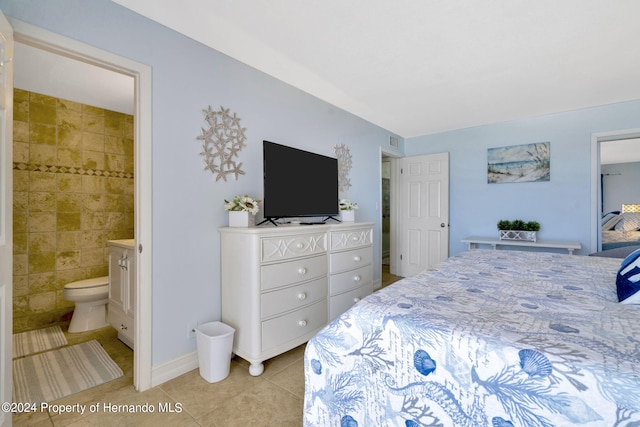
[15,324,311,426]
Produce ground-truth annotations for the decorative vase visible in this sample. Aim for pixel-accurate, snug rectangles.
[229,211,255,227]
[499,230,537,242]
[340,210,355,222]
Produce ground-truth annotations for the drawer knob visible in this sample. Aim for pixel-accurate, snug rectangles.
[351,236,359,242]
[297,292,307,301]
[298,267,307,275]
[353,255,361,262]
[353,275,361,282]
[298,320,307,328]
[296,242,304,249]
[353,297,361,303]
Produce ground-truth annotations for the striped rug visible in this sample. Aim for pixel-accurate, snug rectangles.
[13,340,123,403]
[13,326,68,359]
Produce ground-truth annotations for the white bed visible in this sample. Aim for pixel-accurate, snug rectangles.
[304,250,640,426]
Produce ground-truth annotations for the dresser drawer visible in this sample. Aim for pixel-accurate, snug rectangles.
[261,232,327,262]
[261,254,327,291]
[261,277,327,319]
[329,265,373,295]
[329,283,373,321]
[262,299,327,352]
[329,247,372,274]
[329,228,372,251]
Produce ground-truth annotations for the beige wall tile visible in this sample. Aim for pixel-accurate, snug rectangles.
[30,102,56,126]
[83,193,104,212]
[58,107,82,129]
[13,254,28,276]
[29,272,57,293]
[58,128,82,148]
[30,171,57,192]
[29,252,56,274]
[13,211,28,233]
[58,147,82,167]
[57,231,81,250]
[13,191,28,212]
[14,171,29,192]
[57,212,82,231]
[30,123,56,145]
[14,99,29,122]
[13,89,134,330]
[30,92,57,107]
[81,230,105,248]
[82,113,104,133]
[57,98,82,112]
[56,250,81,270]
[29,232,56,253]
[29,192,56,212]
[57,174,82,193]
[13,275,29,297]
[13,232,28,255]
[81,248,104,267]
[13,122,29,144]
[82,175,105,193]
[57,193,83,212]
[29,292,56,313]
[29,143,57,164]
[29,212,56,233]
[83,150,105,170]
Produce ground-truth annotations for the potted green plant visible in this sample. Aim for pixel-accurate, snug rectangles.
[497,219,540,242]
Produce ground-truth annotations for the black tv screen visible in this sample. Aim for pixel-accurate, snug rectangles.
[263,140,338,220]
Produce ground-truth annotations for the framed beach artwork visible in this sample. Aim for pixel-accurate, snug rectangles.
[487,142,550,184]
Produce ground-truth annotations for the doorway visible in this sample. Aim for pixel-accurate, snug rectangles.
[381,150,400,280]
[591,129,640,252]
[10,19,152,391]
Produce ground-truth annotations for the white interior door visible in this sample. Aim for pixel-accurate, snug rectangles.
[399,153,449,277]
[0,10,13,427]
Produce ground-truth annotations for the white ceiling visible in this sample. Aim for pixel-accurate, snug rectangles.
[14,42,134,115]
[111,0,640,138]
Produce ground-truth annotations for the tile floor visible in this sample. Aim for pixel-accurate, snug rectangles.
[14,266,403,426]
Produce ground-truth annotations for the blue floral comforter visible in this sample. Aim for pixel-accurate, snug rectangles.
[303,250,640,427]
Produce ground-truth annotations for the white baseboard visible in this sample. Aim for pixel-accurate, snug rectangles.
[151,350,199,387]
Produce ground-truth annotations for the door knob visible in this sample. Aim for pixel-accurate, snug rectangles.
[440,223,446,227]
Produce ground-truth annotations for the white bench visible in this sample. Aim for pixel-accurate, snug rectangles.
[461,236,581,255]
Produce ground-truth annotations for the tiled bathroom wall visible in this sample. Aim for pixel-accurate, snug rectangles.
[13,89,134,332]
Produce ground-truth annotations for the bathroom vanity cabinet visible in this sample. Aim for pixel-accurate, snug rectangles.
[219,222,373,376]
[107,239,136,349]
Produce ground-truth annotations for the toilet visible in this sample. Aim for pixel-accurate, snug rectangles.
[62,276,109,333]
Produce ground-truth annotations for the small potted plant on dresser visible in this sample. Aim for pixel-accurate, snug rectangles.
[224,195,260,227]
[497,219,541,242]
[339,198,359,222]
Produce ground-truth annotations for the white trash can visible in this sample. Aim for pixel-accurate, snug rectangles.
[195,321,235,383]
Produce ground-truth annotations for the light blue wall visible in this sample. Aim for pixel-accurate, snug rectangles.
[602,162,640,213]
[0,0,403,366]
[406,100,640,256]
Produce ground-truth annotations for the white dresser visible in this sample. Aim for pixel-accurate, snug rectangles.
[107,239,136,349]
[219,222,373,375]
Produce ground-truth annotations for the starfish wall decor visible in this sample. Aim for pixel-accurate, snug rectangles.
[196,105,248,182]
[333,143,353,192]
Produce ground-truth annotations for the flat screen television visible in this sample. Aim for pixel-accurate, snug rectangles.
[261,140,339,225]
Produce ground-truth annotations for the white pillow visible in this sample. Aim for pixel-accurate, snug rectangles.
[614,213,640,232]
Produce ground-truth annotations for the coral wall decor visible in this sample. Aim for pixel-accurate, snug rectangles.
[197,105,248,182]
[333,143,352,192]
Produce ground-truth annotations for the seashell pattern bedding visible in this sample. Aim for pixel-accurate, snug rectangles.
[303,250,640,426]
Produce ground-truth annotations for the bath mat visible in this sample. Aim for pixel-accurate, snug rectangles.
[12,326,68,359]
[13,340,123,403]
